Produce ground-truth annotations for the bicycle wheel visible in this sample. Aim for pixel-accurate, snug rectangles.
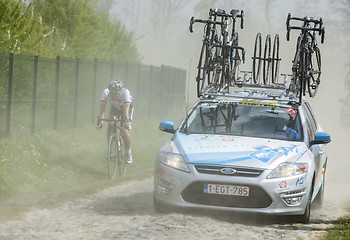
[307,46,321,97]
[229,33,241,85]
[211,47,224,90]
[300,52,307,100]
[196,41,207,97]
[271,34,280,84]
[252,33,262,84]
[290,36,302,94]
[117,131,127,177]
[231,49,241,85]
[263,34,271,85]
[107,135,118,180]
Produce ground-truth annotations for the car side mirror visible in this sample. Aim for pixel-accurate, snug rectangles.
[310,132,331,145]
[159,120,175,134]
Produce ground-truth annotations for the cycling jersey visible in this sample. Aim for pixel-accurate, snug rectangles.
[101,88,133,112]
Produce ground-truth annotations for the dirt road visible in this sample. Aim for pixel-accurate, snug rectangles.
[0,176,348,240]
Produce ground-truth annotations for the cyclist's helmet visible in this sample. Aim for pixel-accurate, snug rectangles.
[108,80,123,95]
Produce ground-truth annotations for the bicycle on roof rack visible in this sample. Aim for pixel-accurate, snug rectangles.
[189,8,245,97]
[286,13,325,102]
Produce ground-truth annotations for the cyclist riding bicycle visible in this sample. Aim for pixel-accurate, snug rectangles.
[96,80,134,164]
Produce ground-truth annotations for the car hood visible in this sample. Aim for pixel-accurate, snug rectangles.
[172,133,307,169]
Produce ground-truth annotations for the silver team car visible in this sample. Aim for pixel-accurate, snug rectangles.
[154,89,331,223]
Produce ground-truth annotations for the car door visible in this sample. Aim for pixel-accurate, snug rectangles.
[302,102,325,193]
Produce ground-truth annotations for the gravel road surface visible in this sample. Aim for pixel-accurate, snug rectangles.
[0,176,348,240]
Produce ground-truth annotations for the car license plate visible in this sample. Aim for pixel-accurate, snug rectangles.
[203,183,249,197]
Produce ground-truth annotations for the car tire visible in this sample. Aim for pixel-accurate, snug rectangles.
[153,193,169,213]
[294,190,312,223]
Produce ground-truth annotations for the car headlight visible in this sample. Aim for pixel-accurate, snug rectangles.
[267,162,308,179]
[159,152,190,172]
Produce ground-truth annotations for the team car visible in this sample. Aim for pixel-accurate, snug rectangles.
[154,89,331,223]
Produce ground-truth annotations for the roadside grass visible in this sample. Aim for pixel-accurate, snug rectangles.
[0,117,173,220]
[324,213,350,240]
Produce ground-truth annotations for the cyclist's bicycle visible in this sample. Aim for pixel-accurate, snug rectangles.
[98,116,127,179]
[286,13,325,101]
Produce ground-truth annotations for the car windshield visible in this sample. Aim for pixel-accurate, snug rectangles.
[181,101,303,141]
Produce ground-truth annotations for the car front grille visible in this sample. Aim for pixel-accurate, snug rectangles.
[195,164,264,177]
[181,181,272,208]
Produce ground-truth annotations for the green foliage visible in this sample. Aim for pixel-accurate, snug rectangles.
[0,0,140,61]
[0,119,170,218]
[325,215,350,240]
[0,0,41,54]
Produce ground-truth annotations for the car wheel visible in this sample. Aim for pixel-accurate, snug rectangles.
[294,190,312,223]
[153,193,169,213]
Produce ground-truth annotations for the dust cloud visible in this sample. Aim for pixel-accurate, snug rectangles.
[110,0,350,209]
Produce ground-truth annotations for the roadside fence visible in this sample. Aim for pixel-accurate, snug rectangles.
[0,53,187,137]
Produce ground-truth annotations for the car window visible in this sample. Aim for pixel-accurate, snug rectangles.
[302,102,317,138]
[182,101,303,141]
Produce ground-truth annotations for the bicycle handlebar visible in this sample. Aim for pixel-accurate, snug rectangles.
[286,13,325,44]
[99,117,123,123]
[189,16,221,33]
[189,9,244,33]
[286,13,323,26]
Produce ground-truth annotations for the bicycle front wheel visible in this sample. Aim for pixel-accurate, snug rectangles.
[271,34,280,84]
[117,132,127,177]
[252,33,262,84]
[263,34,271,85]
[107,135,118,180]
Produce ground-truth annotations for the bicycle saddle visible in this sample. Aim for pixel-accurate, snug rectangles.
[230,9,240,18]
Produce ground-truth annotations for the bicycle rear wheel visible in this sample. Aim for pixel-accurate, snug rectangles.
[252,33,262,84]
[107,135,118,180]
[263,34,271,85]
[117,132,127,177]
[229,33,240,85]
[307,46,321,97]
[231,51,241,85]
[211,48,224,90]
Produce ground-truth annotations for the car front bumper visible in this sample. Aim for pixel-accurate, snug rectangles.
[154,161,312,215]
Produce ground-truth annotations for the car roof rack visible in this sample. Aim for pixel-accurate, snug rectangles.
[200,71,300,105]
